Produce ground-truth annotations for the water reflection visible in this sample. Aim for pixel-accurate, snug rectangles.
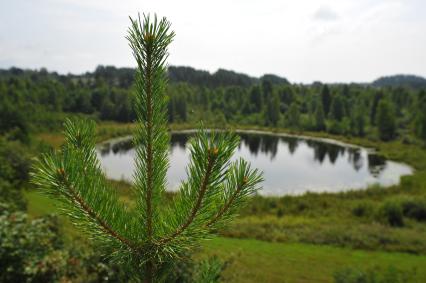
[347,149,363,171]
[97,132,413,196]
[171,133,188,149]
[367,155,387,177]
[99,139,133,155]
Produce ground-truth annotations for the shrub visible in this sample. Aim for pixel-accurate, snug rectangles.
[333,266,417,283]
[276,208,285,218]
[400,197,426,222]
[376,200,404,227]
[0,181,26,211]
[0,209,66,282]
[352,201,374,218]
[328,120,344,135]
[0,138,31,186]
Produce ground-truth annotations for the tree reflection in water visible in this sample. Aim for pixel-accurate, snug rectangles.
[100,133,389,176]
[98,131,407,194]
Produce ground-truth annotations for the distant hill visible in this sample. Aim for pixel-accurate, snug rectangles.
[372,75,426,88]
[0,65,292,89]
[260,74,290,85]
[4,66,425,89]
[168,67,290,88]
[168,66,258,88]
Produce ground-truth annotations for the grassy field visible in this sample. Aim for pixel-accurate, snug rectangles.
[24,191,426,282]
[30,121,426,282]
[203,237,426,283]
[36,121,137,148]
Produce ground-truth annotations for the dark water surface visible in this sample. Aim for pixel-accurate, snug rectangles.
[97,131,413,196]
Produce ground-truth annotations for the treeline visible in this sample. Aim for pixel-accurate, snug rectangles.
[1,66,426,144]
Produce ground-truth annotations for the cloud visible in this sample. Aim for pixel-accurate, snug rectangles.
[313,5,339,21]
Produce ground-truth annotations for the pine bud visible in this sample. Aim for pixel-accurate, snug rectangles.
[210,147,219,156]
[243,177,248,185]
[57,168,65,176]
[144,32,153,42]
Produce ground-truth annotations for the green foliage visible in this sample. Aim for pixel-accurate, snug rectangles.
[0,98,30,143]
[0,205,147,282]
[352,201,374,217]
[168,255,228,283]
[328,120,345,135]
[168,91,188,122]
[0,208,66,283]
[31,14,262,281]
[0,138,31,210]
[376,99,396,141]
[330,95,346,121]
[265,92,280,126]
[350,101,366,137]
[400,197,426,222]
[415,90,426,143]
[0,180,26,211]
[333,266,418,283]
[1,54,424,142]
[321,84,332,115]
[286,102,300,129]
[314,99,327,131]
[376,199,404,227]
[370,91,384,125]
[192,256,227,283]
[249,85,263,113]
[0,138,31,186]
[373,74,426,88]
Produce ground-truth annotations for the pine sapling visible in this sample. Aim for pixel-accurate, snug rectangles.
[31,13,263,282]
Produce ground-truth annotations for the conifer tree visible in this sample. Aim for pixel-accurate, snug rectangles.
[415,90,426,144]
[265,92,280,126]
[249,85,263,112]
[320,84,332,115]
[350,100,366,137]
[286,102,300,129]
[329,95,345,121]
[31,14,262,282]
[370,90,384,125]
[376,99,396,141]
[314,99,326,131]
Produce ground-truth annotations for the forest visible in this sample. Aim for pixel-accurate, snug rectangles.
[2,64,426,282]
[2,65,426,143]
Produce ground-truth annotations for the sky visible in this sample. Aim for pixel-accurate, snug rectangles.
[1,0,425,83]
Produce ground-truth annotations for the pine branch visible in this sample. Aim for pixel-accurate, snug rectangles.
[206,183,243,227]
[32,119,140,255]
[158,129,243,250]
[126,14,175,281]
[127,14,174,243]
[206,159,263,228]
[160,148,217,244]
[57,169,137,251]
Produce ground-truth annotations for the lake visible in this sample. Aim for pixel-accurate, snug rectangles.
[97,130,413,196]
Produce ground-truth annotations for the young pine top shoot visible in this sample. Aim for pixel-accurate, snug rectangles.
[31,14,263,282]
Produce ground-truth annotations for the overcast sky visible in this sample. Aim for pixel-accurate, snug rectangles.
[1,0,425,83]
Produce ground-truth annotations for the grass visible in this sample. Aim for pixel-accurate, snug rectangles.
[24,190,58,217]
[23,190,426,283]
[36,121,137,148]
[23,190,88,243]
[202,237,426,283]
